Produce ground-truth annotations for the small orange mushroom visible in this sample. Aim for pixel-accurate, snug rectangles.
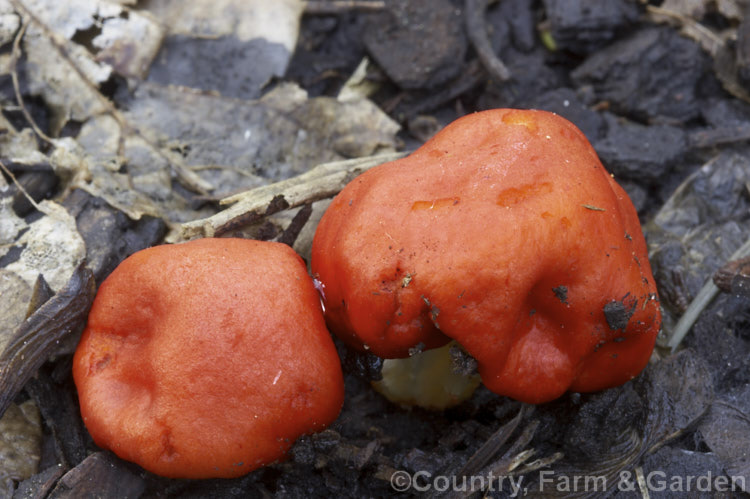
[311,109,661,404]
[73,238,344,479]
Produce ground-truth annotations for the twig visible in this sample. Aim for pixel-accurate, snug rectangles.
[646,5,723,55]
[688,124,750,149]
[0,158,41,213]
[438,406,562,499]
[667,236,750,351]
[277,203,314,247]
[10,18,53,145]
[178,151,407,241]
[464,0,511,82]
[646,4,750,104]
[189,164,260,179]
[714,399,750,425]
[636,466,651,499]
[453,404,530,480]
[512,451,563,475]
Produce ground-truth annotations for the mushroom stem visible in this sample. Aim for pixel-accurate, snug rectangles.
[372,341,480,410]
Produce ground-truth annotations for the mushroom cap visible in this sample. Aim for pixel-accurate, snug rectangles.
[311,109,661,404]
[73,238,344,478]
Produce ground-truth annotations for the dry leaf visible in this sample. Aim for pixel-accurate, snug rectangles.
[15,0,162,131]
[141,0,303,46]
[141,0,303,99]
[91,7,163,79]
[22,22,109,133]
[0,400,41,488]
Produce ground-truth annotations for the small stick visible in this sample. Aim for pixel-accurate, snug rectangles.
[465,0,511,82]
[668,236,750,351]
[179,151,407,241]
[10,19,54,145]
[0,158,41,213]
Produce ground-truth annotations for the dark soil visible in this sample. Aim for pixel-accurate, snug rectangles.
[5,0,750,498]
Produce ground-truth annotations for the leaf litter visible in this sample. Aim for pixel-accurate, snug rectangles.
[0,0,400,488]
[2,0,750,496]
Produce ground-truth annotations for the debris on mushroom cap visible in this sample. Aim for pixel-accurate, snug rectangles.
[311,108,662,405]
[73,238,344,479]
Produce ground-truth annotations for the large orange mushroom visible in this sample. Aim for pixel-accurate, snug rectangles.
[73,238,344,478]
[311,109,661,404]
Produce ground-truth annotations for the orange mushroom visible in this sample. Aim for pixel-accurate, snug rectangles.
[73,238,344,478]
[311,109,661,404]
